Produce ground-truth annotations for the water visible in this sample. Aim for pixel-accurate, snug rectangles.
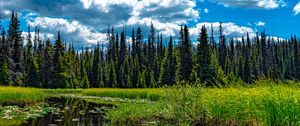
[22,97,113,126]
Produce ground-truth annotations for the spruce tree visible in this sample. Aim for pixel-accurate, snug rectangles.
[196,25,212,84]
[261,30,267,76]
[178,25,193,82]
[159,36,176,86]
[243,33,251,83]
[42,38,52,88]
[51,31,68,88]
[81,65,90,88]
[0,59,11,85]
[218,22,227,71]
[294,36,300,80]
[108,61,117,88]
[25,56,40,87]
[91,43,100,88]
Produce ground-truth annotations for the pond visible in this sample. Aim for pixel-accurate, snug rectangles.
[21,97,113,126]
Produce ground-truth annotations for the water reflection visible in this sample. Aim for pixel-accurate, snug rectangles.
[22,97,112,126]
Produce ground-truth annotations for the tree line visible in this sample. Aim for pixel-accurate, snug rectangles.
[0,11,299,88]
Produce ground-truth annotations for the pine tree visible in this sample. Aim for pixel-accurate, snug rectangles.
[218,22,227,71]
[261,30,267,76]
[159,36,176,86]
[118,31,126,86]
[178,25,193,82]
[243,33,251,83]
[91,43,100,88]
[0,27,6,66]
[136,27,143,67]
[132,55,139,88]
[12,13,23,73]
[294,36,300,80]
[25,56,40,87]
[0,59,11,85]
[196,25,212,84]
[42,38,52,88]
[81,65,90,88]
[51,31,68,88]
[108,61,117,87]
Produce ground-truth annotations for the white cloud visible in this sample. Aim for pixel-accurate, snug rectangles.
[28,17,107,49]
[293,2,300,15]
[132,0,199,24]
[204,8,209,13]
[127,17,180,36]
[0,0,201,48]
[256,21,265,26]
[190,22,256,41]
[208,0,286,9]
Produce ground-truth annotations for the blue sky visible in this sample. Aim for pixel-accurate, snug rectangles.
[0,0,300,48]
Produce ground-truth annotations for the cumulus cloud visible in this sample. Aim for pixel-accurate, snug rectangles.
[256,21,265,26]
[294,2,300,15]
[208,0,286,9]
[132,0,199,24]
[0,0,201,47]
[27,17,107,49]
[0,0,199,29]
[190,22,256,41]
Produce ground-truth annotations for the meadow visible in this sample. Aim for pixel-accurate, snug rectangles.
[1,81,300,125]
[0,86,45,105]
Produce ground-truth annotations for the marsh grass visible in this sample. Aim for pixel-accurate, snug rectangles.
[106,84,300,125]
[81,88,163,101]
[0,86,45,105]
[43,88,83,97]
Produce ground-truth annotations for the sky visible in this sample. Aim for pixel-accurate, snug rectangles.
[0,0,300,49]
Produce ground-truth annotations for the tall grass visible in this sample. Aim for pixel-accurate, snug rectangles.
[0,86,45,105]
[106,85,300,125]
[81,88,163,101]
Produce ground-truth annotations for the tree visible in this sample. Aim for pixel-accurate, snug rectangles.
[243,33,251,83]
[25,56,40,87]
[42,38,52,88]
[118,31,126,86]
[294,36,300,80]
[50,31,68,88]
[0,27,6,66]
[108,61,117,87]
[196,25,212,84]
[91,43,100,88]
[218,22,227,71]
[178,25,193,81]
[12,12,23,73]
[159,36,176,86]
[0,59,11,85]
[261,30,267,76]
[81,65,90,88]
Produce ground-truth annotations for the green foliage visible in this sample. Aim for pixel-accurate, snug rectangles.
[81,88,162,101]
[177,25,193,82]
[0,86,44,104]
[195,25,213,84]
[159,36,176,86]
[108,61,117,88]
[107,84,300,125]
[25,56,41,87]
[0,60,11,86]
[81,66,90,89]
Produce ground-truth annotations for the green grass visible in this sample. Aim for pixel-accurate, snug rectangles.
[0,86,45,105]
[43,88,83,96]
[106,85,300,125]
[2,81,300,125]
[81,88,163,101]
